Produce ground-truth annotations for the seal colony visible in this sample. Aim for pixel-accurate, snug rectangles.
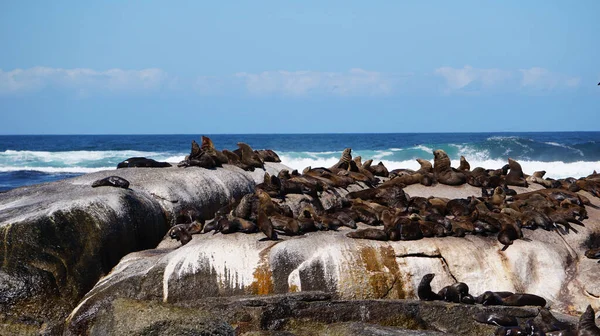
[95,136,600,323]
[163,137,598,256]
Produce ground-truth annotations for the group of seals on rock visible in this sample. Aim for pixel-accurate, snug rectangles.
[114,135,280,171]
[346,178,589,251]
[418,273,546,307]
[418,274,600,335]
[492,305,599,336]
[165,147,595,253]
[177,135,280,170]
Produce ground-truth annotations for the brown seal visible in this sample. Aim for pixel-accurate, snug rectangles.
[257,208,277,240]
[505,158,528,187]
[235,142,264,169]
[433,149,466,185]
[346,228,388,241]
[331,148,353,170]
[490,186,506,206]
[201,136,229,165]
[255,149,281,163]
[168,224,193,245]
[459,155,471,171]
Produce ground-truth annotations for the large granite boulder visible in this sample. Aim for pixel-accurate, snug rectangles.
[0,163,288,335]
[66,184,600,335]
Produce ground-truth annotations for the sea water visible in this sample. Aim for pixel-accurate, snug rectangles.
[1,132,599,192]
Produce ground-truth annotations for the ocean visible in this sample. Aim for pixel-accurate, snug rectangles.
[1,132,599,192]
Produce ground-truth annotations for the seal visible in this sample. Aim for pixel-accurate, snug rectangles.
[117,157,172,168]
[330,148,354,171]
[433,149,466,186]
[418,273,442,301]
[222,149,254,171]
[254,149,281,163]
[168,224,192,245]
[459,155,471,171]
[346,228,388,241]
[505,158,528,187]
[577,305,600,336]
[201,135,229,165]
[257,208,277,240]
[235,142,264,169]
[91,176,130,189]
[501,293,547,307]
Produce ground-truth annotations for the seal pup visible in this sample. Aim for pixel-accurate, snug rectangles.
[433,149,466,186]
[418,273,442,301]
[577,305,600,336]
[117,157,171,168]
[91,176,130,189]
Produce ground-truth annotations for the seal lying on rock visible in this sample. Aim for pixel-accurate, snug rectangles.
[433,149,466,186]
[91,176,130,189]
[117,157,171,168]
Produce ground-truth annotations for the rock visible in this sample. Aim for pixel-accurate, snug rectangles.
[0,162,289,334]
[65,183,600,335]
[67,291,577,335]
[69,298,235,336]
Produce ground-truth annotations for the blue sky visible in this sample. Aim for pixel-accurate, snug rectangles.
[0,1,598,134]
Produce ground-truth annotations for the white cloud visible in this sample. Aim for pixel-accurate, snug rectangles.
[519,67,581,90]
[0,67,168,95]
[234,68,393,96]
[435,65,582,93]
[434,66,513,90]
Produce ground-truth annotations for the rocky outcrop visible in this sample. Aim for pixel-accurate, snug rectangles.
[0,163,288,335]
[66,183,600,335]
[67,291,579,335]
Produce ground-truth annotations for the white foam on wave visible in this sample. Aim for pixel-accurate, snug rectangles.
[279,155,340,171]
[0,166,115,173]
[449,144,491,162]
[544,142,584,157]
[459,159,598,179]
[409,145,433,153]
[371,151,394,160]
[0,149,176,166]
[281,154,598,180]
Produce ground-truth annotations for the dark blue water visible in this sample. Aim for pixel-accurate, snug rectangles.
[1,132,599,192]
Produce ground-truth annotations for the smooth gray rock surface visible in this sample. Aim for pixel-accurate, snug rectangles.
[0,163,288,335]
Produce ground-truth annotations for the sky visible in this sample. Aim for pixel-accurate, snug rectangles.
[0,1,599,134]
